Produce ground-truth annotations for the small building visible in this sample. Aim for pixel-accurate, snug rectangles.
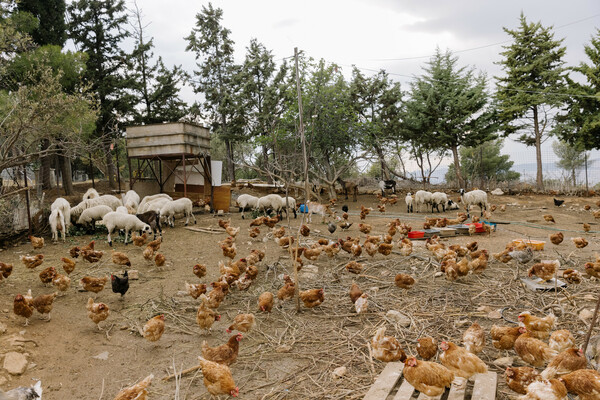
[126,122,230,211]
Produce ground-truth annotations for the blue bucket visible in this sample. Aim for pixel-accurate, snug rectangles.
[299,204,309,213]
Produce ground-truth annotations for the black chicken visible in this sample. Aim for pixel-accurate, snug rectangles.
[554,198,565,206]
[328,222,337,234]
[342,205,349,213]
[111,271,129,298]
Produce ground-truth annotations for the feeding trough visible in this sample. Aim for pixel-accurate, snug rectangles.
[521,277,567,292]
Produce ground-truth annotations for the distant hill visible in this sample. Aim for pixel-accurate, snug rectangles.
[407,161,600,185]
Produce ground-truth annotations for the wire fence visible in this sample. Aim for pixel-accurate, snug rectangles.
[506,142,600,191]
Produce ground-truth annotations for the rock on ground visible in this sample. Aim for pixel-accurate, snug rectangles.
[3,352,28,375]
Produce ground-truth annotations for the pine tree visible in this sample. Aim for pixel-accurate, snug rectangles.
[186,3,242,181]
[554,29,600,150]
[240,39,288,180]
[350,68,402,180]
[495,13,567,190]
[552,140,586,186]
[401,48,496,188]
[445,139,520,187]
[17,0,66,47]
[128,2,188,124]
[68,0,131,189]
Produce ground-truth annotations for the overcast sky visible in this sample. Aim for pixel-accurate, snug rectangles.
[74,1,600,177]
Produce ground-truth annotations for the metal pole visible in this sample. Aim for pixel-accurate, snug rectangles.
[22,165,32,236]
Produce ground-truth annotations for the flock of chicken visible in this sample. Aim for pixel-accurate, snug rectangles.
[371,311,599,399]
[2,193,600,399]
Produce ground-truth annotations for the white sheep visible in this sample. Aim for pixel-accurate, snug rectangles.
[459,189,489,217]
[414,190,433,213]
[77,205,113,231]
[159,198,196,227]
[431,192,450,213]
[50,197,71,229]
[102,212,153,246]
[49,208,66,242]
[121,190,140,213]
[256,194,285,216]
[141,197,170,214]
[281,196,297,218]
[138,193,172,212]
[236,194,259,219]
[405,192,413,213]
[447,199,460,210]
[116,206,129,214]
[82,188,99,201]
[70,195,122,222]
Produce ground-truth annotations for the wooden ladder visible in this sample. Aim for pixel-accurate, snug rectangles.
[363,362,497,400]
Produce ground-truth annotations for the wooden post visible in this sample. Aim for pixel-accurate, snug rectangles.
[22,165,32,236]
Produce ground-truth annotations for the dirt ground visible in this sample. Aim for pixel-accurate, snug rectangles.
[0,189,599,399]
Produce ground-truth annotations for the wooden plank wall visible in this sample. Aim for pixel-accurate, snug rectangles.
[173,184,231,211]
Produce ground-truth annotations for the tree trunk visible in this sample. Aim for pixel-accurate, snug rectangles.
[105,141,117,189]
[225,139,235,182]
[532,106,544,191]
[39,139,52,189]
[372,141,389,180]
[262,143,272,183]
[58,152,74,195]
[451,145,465,189]
[571,168,576,187]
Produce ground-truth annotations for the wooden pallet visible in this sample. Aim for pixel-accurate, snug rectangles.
[363,362,497,400]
